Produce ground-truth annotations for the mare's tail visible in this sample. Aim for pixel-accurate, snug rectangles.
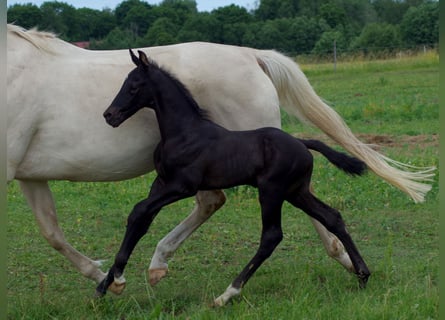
[302,139,366,176]
[254,49,435,203]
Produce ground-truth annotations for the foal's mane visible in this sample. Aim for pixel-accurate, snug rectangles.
[146,57,210,121]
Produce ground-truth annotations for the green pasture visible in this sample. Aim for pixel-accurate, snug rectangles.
[7,53,438,319]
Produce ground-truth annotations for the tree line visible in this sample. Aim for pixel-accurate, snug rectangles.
[7,0,439,56]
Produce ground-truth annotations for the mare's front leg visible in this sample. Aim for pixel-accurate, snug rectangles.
[149,190,226,285]
[19,180,107,283]
[95,177,193,297]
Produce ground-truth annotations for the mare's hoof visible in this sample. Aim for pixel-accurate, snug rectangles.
[148,268,168,286]
[212,298,226,308]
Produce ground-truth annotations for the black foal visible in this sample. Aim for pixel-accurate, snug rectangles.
[98,49,370,306]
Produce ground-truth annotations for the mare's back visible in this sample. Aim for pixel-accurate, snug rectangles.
[7,28,280,181]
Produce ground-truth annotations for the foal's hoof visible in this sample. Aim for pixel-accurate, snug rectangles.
[357,272,370,289]
[148,268,168,286]
[108,281,126,295]
[94,289,106,299]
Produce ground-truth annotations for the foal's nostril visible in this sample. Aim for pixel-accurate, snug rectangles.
[103,110,112,120]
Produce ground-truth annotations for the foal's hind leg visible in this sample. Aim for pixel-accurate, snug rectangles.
[289,191,370,287]
[149,190,226,285]
[214,189,284,306]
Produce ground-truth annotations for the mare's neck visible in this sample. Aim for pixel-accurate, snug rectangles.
[150,70,206,141]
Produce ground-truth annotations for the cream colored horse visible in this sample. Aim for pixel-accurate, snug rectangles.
[7,24,434,287]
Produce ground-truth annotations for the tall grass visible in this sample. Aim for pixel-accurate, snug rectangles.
[7,54,438,319]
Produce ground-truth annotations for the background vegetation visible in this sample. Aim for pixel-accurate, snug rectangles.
[7,0,439,318]
[7,0,439,56]
[7,53,438,319]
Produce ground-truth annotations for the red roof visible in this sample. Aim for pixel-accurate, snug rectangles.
[72,41,90,49]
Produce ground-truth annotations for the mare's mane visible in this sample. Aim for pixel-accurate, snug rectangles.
[146,56,210,121]
[7,24,74,55]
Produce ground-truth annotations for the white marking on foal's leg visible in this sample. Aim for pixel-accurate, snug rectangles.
[149,191,226,285]
[213,285,241,307]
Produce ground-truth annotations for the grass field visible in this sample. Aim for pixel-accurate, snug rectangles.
[7,53,439,319]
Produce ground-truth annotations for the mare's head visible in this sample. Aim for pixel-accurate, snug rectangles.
[103,49,156,127]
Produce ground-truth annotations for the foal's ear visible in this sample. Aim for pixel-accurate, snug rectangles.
[137,50,150,69]
[129,49,140,67]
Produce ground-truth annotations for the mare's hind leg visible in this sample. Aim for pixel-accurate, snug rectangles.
[214,189,284,306]
[19,180,107,283]
[309,185,354,272]
[149,190,226,285]
[289,191,370,287]
[310,217,354,272]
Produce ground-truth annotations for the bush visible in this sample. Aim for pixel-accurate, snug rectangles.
[312,30,347,55]
[400,2,438,46]
[350,23,402,54]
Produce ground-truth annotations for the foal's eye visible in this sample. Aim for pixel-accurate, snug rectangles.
[130,87,139,95]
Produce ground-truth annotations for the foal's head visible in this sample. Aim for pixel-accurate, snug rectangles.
[103,49,156,128]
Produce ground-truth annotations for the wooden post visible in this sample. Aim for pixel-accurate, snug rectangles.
[333,40,337,72]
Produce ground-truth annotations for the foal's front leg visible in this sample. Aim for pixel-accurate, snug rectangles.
[95,178,192,297]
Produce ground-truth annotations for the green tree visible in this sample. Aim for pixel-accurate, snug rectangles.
[319,1,346,29]
[161,0,198,13]
[400,1,438,46]
[7,4,43,29]
[154,0,198,26]
[212,4,253,44]
[39,1,79,41]
[92,27,137,49]
[114,0,155,38]
[350,22,402,52]
[341,0,377,28]
[212,4,253,25]
[122,4,156,37]
[258,20,287,49]
[76,8,116,40]
[313,30,347,55]
[177,12,220,42]
[242,21,263,48]
[288,16,323,54]
[255,0,299,20]
[141,17,178,46]
[298,0,323,17]
[115,0,151,26]
[93,9,117,39]
[372,0,409,25]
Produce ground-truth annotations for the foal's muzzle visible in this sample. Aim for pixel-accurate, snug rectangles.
[103,107,123,128]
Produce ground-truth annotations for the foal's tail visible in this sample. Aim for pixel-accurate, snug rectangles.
[254,49,435,203]
[302,139,366,176]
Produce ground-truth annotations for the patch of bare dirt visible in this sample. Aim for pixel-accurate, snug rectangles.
[294,133,438,150]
